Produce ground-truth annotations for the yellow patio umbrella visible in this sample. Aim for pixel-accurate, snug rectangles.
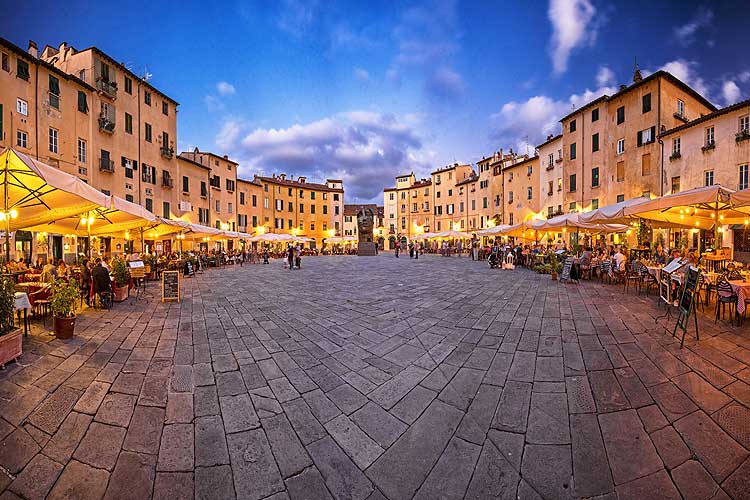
[0,147,110,261]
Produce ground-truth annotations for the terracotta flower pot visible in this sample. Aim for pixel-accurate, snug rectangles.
[54,316,76,339]
[551,272,558,280]
[113,285,129,302]
[0,329,22,368]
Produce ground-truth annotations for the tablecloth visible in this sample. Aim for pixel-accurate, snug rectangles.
[14,292,31,311]
[729,281,750,315]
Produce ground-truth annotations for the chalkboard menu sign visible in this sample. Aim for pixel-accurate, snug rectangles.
[162,270,180,302]
[679,266,699,314]
[184,260,194,277]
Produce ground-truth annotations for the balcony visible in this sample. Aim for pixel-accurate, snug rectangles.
[96,78,117,99]
[736,130,750,143]
[673,112,689,123]
[546,163,554,171]
[555,157,563,164]
[99,158,115,173]
[160,146,174,159]
[98,115,115,134]
[162,176,174,189]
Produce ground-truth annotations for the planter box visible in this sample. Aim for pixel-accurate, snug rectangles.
[0,329,22,368]
[113,285,129,302]
[54,316,76,340]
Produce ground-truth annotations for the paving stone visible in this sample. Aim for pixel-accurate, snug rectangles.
[153,472,194,500]
[123,405,165,455]
[227,429,284,500]
[216,371,247,396]
[195,415,230,467]
[166,392,194,424]
[0,428,40,474]
[26,385,80,435]
[589,370,630,413]
[139,376,169,407]
[94,392,137,427]
[327,384,367,415]
[195,465,236,500]
[352,402,408,449]
[571,413,614,498]
[103,451,156,500]
[263,413,312,478]
[455,384,502,445]
[389,385,437,424]
[73,381,111,415]
[324,414,384,469]
[158,423,194,472]
[637,404,669,433]
[194,385,220,417]
[282,398,326,445]
[307,436,373,500]
[508,351,535,382]
[437,367,484,411]
[284,466,333,500]
[193,363,215,386]
[414,437,481,500]
[303,389,342,423]
[368,365,428,410]
[672,372,732,414]
[674,410,748,482]
[649,381,698,423]
[614,470,681,500]
[8,452,63,500]
[47,460,109,500]
[170,365,193,393]
[651,425,691,470]
[490,380,532,433]
[220,394,260,433]
[42,411,92,463]
[722,457,750,500]
[521,444,573,500]
[672,459,721,500]
[367,400,463,500]
[73,421,126,471]
[599,409,663,485]
[269,377,301,402]
[111,372,145,395]
[566,375,596,413]
[614,367,654,408]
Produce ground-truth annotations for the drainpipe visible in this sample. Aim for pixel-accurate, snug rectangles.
[658,78,663,196]
[34,62,39,160]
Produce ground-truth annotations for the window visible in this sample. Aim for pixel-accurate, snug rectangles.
[570,119,577,132]
[141,164,156,184]
[1,53,8,72]
[125,194,134,203]
[672,176,681,193]
[124,76,132,95]
[569,202,576,211]
[548,180,554,196]
[16,59,29,81]
[616,161,625,182]
[616,194,625,203]
[527,165,533,176]
[144,91,151,106]
[16,130,27,148]
[412,203,417,212]
[252,195,257,207]
[163,202,170,218]
[16,98,28,116]
[591,167,599,187]
[77,91,88,113]
[77,139,86,163]
[145,198,153,213]
[592,133,599,152]
[637,126,655,146]
[641,154,651,176]
[323,193,327,200]
[288,201,293,212]
[508,192,514,203]
[570,142,577,160]
[706,126,715,146]
[123,157,134,179]
[202,182,208,198]
[591,199,599,210]
[527,187,532,200]
[617,138,625,155]
[275,199,282,211]
[569,174,577,192]
[228,202,233,214]
[741,165,749,191]
[616,106,625,124]
[311,192,316,200]
[48,75,60,109]
[592,108,599,122]
[677,99,685,117]
[741,116,749,133]
[145,123,152,142]
[162,101,169,115]
[240,192,245,205]
[548,153,554,168]
[333,193,340,201]
[642,93,652,113]
[182,176,189,193]
[48,128,58,154]
[673,137,681,155]
[705,170,714,186]
[216,200,221,213]
[311,204,316,214]
[226,179,235,191]
[125,113,133,134]
[509,213,514,225]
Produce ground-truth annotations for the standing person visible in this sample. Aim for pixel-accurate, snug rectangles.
[408,242,414,259]
[287,245,294,270]
[457,239,462,257]
[395,242,400,258]
[415,242,419,260]
[294,245,301,269]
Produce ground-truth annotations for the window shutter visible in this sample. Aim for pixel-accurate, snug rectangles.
[132,161,138,171]
[49,75,60,95]
[650,126,656,142]
[637,131,643,147]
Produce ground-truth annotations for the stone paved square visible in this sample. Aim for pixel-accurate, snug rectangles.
[4,255,750,498]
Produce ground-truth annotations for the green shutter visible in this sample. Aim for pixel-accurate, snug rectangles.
[49,75,60,95]
[77,91,88,113]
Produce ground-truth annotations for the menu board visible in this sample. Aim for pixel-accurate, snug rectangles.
[560,257,573,282]
[679,266,699,314]
[162,270,180,302]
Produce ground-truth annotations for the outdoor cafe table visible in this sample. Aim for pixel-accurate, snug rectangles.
[14,292,30,336]
[728,280,750,316]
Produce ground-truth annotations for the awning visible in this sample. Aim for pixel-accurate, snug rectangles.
[0,147,110,231]
[578,197,651,224]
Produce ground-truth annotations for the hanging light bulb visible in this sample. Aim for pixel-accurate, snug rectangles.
[9,209,17,219]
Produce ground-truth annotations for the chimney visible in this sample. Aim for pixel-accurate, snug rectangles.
[619,84,627,91]
[633,61,643,83]
[223,155,228,160]
[58,42,67,55]
[279,173,286,181]
[298,176,306,183]
[193,147,199,154]
[27,40,38,58]
[547,134,553,141]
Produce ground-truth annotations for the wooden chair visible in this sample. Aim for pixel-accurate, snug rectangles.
[623,261,641,294]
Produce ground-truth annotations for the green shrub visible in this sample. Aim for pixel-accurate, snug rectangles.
[0,278,15,335]
[51,279,81,318]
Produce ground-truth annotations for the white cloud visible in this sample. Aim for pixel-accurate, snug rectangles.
[276,0,318,37]
[215,112,427,202]
[659,59,709,99]
[674,7,713,46]
[548,0,597,75]
[596,66,615,87]
[738,71,750,84]
[353,68,370,83]
[722,81,742,106]
[203,94,224,112]
[427,67,464,99]
[216,81,236,96]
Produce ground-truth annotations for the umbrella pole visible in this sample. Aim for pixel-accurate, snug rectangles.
[87,215,92,259]
[4,153,9,265]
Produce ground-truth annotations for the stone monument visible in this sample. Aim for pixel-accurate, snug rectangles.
[357,206,377,256]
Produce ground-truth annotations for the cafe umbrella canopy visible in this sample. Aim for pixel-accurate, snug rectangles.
[0,147,110,261]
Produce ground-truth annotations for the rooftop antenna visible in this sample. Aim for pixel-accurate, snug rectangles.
[524,135,530,155]
[143,66,153,82]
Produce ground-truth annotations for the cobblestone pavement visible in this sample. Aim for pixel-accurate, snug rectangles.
[3,255,750,499]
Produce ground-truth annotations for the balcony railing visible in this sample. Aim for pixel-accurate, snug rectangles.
[160,146,174,159]
[162,176,174,188]
[96,78,117,99]
[98,116,115,134]
[674,112,689,123]
[701,141,716,153]
[99,158,115,173]
[669,151,682,161]
[736,130,750,143]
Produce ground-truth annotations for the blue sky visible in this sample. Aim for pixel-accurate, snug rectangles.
[5,0,749,202]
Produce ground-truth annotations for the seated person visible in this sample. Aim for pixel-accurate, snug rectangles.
[92,258,112,303]
[56,259,69,278]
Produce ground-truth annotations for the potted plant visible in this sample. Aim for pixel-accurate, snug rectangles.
[51,279,81,339]
[549,253,559,280]
[111,258,129,302]
[0,278,21,368]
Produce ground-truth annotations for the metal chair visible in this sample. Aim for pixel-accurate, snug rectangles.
[715,279,737,324]
[623,261,642,294]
